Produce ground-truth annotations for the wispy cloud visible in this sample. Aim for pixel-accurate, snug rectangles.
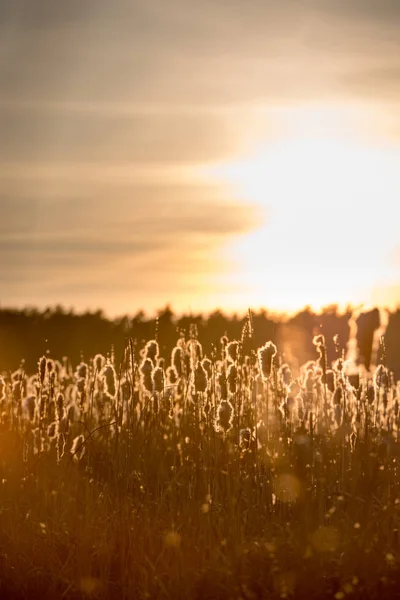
[0,189,263,311]
[2,0,400,107]
[0,106,243,164]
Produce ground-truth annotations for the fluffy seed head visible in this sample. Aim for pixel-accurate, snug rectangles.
[76,377,86,394]
[239,428,252,449]
[217,371,228,400]
[140,358,154,393]
[313,335,325,348]
[304,369,315,394]
[144,340,159,362]
[171,346,183,377]
[94,354,106,373]
[313,335,327,375]
[12,380,23,401]
[288,381,301,397]
[56,393,65,419]
[166,366,178,385]
[258,342,277,380]
[373,364,389,389]
[216,399,234,433]
[101,364,117,398]
[193,361,208,394]
[201,357,212,379]
[278,363,292,387]
[333,358,344,374]
[38,356,47,385]
[226,341,239,364]
[227,363,237,395]
[152,366,164,393]
[75,362,88,380]
[188,339,203,369]
[47,421,58,439]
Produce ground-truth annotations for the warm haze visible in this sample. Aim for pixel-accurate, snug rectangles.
[1,0,400,316]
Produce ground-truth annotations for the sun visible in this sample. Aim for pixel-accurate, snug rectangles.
[203,103,400,313]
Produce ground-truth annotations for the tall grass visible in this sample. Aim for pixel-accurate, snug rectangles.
[0,320,400,599]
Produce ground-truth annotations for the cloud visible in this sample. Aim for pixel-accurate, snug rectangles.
[0,191,260,241]
[0,229,237,314]
[0,106,241,163]
[1,0,399,109]
[0,185,260,234]
[0,188,262,310]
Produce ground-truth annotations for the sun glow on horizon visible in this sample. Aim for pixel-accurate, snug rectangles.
[204,104,400,313]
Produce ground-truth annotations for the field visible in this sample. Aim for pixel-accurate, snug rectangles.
[1,315,400,599]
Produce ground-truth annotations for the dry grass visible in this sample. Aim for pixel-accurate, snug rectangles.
[0,325,400,599]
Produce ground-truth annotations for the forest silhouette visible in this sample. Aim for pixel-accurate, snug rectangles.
[1,304,399,379]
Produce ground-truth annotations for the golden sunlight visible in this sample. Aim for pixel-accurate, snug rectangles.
[205,104,400,312]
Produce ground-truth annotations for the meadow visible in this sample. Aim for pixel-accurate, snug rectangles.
[1,312,400,599]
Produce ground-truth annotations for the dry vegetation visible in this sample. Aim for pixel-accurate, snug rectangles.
[1,314,400,599]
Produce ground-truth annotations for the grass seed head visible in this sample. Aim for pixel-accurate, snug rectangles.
[216,399,234,432]
[278,363,292,387]
[56,393,64,418]
[373,364,389,389]
[94,353,106,373]
[47,421,58,439]
[38,356,47,385]
[75,362,88,380]
[217,371,228,400]
[193,361,208,394]
[258,342,277,380]
[166,366,178,385]
[188,339,203,370]
[140,357,154,393]
[101,364,117,398]
[144,340,159,362]
[171,345,183,377]
[226,341,239,364]
[152,365,164,393]
[239,427,252,450]
[76,377,86,394]
[313,335,327,375]
[201,357,212,379]
[227,363,237,395]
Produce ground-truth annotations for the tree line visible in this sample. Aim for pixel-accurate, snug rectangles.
[0,304,399,379]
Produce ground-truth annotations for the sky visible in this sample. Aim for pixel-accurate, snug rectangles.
[1,0,400,317]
